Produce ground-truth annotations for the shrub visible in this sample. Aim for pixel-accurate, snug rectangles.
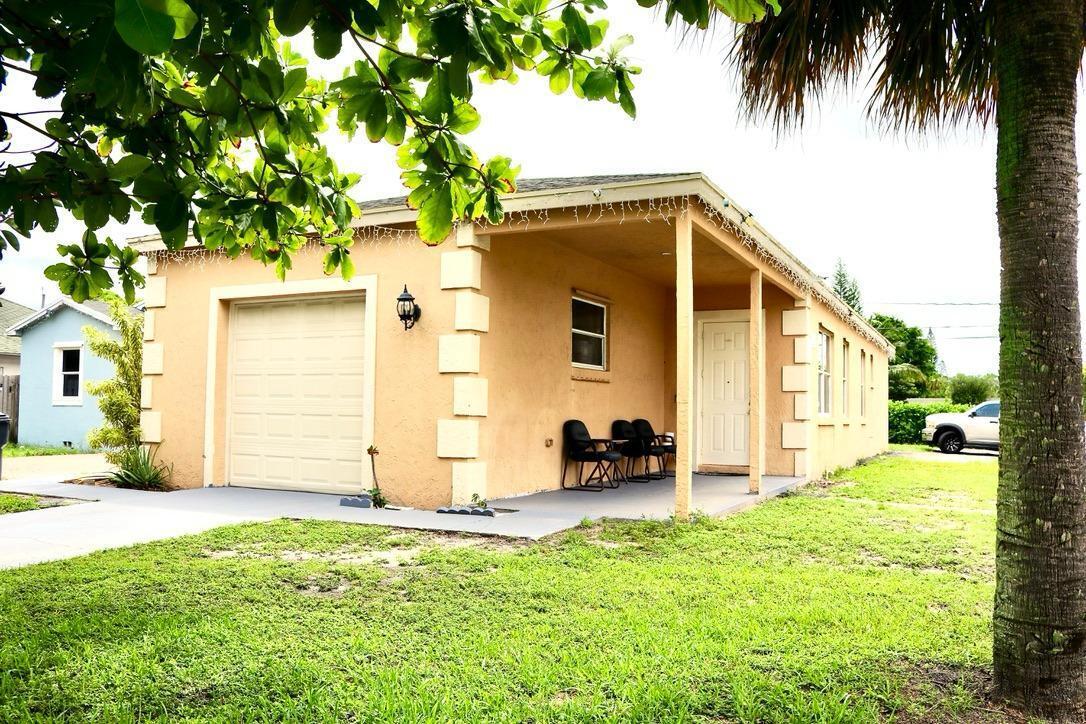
[84,294,142,465]
[888,363,927,401]
[888,401,969,444]
[110,445,172,490]
[948,373,997,405]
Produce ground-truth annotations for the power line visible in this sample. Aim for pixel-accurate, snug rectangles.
[944,335,999,340]
[874,301,999,307]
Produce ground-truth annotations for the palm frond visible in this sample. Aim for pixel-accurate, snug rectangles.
[730,0,996,132]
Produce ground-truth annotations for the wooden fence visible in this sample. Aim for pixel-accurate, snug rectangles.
[0,375,18,443]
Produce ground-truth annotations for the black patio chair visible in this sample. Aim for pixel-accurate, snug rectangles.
[612,419,651,482]
[632,419,676,479]
[560,420,623,491]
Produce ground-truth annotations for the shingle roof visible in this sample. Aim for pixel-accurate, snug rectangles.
[7,297,142,337]
[0,298,36,355]
[359,173,696,210]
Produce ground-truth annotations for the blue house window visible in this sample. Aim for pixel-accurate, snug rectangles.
[52,343,83,406]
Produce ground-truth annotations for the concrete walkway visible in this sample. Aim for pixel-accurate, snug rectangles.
[0,472,805,570]
[1,453,111,480]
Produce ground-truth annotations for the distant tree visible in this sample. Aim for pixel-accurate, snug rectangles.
[948,374,997,405]
[869,313,937,378]
[888,363,927,401]
[84,295,142,465]
[831,258,863,312]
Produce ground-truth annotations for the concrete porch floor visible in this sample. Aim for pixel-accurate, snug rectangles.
[493,473,805,521]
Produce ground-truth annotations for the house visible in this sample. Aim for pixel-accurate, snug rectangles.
[7,298,128,448]
[129,173,891,515]
[0,298,35,377]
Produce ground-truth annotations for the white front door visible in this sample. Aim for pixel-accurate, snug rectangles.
[699,321,749,466]
[226,294,369,494]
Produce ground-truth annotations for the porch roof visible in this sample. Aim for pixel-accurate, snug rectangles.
[125,172,891,351]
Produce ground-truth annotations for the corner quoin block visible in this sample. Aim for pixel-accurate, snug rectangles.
[451,461,487,504]
[438,334,480,374]
[437,419,480,458]
[440,250,483,290]
[452,377,488,417]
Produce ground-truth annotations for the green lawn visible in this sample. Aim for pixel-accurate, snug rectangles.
[0,492,42,515]
[0,455,1001,722]
[3,443,85,457]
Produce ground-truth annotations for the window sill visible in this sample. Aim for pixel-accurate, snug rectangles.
[571,367,610,383]
[52,399,83,407]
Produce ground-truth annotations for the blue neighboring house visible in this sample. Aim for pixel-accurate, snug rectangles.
[6,298,134,448]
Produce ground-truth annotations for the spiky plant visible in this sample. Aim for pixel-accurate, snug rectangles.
[700,0,1083,715]
[84,294,142,465]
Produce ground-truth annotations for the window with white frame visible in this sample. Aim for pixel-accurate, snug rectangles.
[53,344,83,405]
[571,296,607,369]
[841,339,850,416]
[868,354,875,411]
[860,349,867,416]
[818,329,832,415]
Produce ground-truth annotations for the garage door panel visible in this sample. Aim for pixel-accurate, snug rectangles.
[227,294,368,494]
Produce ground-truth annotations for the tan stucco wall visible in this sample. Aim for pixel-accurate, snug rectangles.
[146,220,889,507]
[805,297,890,476]
[479,233,672,498]
[145,236,456,509]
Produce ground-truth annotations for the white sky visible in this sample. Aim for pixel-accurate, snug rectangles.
[4,4,1080,375]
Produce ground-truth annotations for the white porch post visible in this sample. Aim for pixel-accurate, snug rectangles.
[749,269,763,494]
[675,210,695,521]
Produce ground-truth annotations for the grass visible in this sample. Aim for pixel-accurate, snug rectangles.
[889,442,935,453]
[0,454,1001,722]
[0,493,42,515]
[3,444,85,457]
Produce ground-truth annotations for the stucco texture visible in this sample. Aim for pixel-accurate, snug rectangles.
[146,236,455,509]
[17,307,115,448]
[479,231,673,499]
[147,209,889,508]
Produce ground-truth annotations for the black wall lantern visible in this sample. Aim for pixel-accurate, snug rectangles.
[396,285,422,330]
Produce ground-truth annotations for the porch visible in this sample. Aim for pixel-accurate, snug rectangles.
[492,472,804,521]
[481,191,814,518]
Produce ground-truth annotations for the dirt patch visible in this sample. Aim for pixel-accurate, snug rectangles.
[292,573,351,598]
[205,530,528,567]
[891,662,1028,723]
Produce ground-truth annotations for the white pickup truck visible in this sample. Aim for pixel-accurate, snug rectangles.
[923,400,1000,454]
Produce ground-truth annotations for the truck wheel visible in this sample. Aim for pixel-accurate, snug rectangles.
[937,430,964,454]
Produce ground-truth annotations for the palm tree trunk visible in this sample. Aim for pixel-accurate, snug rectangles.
[992,0,1086,714]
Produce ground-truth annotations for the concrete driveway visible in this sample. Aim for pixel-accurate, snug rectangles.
[0,479,585,569]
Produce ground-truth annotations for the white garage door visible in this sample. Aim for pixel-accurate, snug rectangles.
[227,295,368,494]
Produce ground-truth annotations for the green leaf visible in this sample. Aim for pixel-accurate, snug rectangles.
[154,191,188,231]
[549,65,570,95]
[339,250,355,280]
[43,263,72,282]
[37,200,59,232]
[280,67,307,102]
[311,14,343,59]
[273,0,314,36]
[145,0,197,38]
[416,182,453,243]
[448,102,480,133]
[110,154,152,181]
[581,67,614,100]
[561,5,592,51]
[114,0,176,55]
[203,79,237,120]
[365,99,388,143]
[83,195,111,230]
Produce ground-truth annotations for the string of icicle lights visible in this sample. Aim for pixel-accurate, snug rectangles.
[145,194,888,349]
